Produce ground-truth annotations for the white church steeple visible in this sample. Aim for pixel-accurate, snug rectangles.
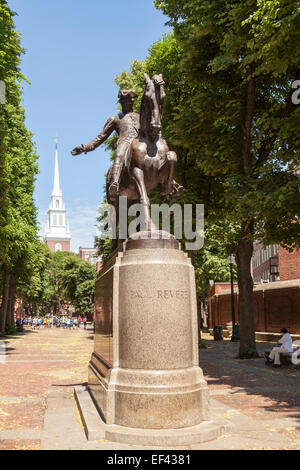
[52,140,62,196]
[44,140,71,252]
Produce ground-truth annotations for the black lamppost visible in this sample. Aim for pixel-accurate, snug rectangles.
[228,255,239,342]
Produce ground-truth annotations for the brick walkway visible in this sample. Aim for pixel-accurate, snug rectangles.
[0,326,94,450]
[199,334,300,450]
[0,327,299,450]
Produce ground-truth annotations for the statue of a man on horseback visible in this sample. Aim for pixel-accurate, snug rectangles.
[71,73,184,232]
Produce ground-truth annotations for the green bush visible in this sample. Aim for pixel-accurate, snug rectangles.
[5,324,17,335]
[238,347,259,359]
[199,340,207,349]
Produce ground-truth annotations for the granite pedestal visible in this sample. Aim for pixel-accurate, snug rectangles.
[78,235,229,444]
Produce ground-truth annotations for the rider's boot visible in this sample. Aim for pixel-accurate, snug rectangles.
[109,181,119,197]
[109,163,122,197]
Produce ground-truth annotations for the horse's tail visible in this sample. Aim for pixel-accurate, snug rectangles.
[106,165,113,203]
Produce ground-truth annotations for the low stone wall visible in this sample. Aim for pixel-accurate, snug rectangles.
[208,280,300,334]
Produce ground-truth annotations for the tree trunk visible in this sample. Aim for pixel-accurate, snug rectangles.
[6,283,12,327]
[0,265,11,335]
[236,222,258,358]
[6,277,13,326]
[6,276,16,326]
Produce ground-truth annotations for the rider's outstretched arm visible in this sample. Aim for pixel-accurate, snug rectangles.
[83,116,116,152]
[72,116,116,155]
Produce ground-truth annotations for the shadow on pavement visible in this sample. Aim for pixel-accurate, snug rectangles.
[0,328,39,341]
[199,337,300,429]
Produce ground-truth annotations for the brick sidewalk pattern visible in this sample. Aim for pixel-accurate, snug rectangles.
[0,327,299,450]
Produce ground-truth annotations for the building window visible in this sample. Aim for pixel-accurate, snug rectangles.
[56,200,59,208]
[59,215,63,226]
[85,253,89,262]
[55,243,62,252]
[53,215,57,225]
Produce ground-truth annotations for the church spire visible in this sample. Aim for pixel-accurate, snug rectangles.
[52,138,62,196]
[45,138,71,252]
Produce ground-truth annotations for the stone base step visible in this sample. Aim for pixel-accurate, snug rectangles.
[74,385,234,446]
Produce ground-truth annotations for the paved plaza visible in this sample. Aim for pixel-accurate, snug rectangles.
[0,327,299,450]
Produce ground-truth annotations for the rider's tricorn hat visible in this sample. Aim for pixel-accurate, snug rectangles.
[118,89,137,101]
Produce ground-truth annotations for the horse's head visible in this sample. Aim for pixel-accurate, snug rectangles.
[140,73,165,139]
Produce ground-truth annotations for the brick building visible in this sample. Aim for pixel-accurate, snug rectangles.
[252,243,300,282]
[208,280,300,334]
[207,243,300,335]
[79,247,102,271]
[278,246,300,281]
[44,141,71,252]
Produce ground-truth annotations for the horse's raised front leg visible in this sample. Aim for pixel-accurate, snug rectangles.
[160,151,176,195]
[132,167,154,232]
[160,151,184,200]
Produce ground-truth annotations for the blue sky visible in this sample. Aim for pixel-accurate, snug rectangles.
[8,0,170,251]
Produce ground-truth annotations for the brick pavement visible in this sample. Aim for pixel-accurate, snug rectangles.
[198,335,300,449]
[0,327,299,450]
[0,326,94,450]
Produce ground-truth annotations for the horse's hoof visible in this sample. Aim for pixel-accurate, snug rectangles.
[170,186,184,201]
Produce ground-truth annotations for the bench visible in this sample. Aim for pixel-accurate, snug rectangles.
[265,347,300,367]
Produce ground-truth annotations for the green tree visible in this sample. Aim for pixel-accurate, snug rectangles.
[17,242,51,315]
[25,251,97,317]
[0,1,40,334]
[154,0,300,356]
[194,221,238,301]
[60,253,97,314]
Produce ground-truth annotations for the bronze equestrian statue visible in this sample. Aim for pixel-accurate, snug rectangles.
[71,73,184,232]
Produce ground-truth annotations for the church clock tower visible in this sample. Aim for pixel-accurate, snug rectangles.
[44,140,71,252]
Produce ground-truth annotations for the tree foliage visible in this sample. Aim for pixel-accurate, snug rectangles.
[21,249,97,316]
[153,0,300,357]
[101,1,300,357]
[0,1,40,334]
[58,252,97,314]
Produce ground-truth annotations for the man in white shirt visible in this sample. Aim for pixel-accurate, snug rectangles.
[267,328,294,367]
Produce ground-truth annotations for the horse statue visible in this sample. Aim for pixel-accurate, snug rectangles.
[107,73,184,234]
